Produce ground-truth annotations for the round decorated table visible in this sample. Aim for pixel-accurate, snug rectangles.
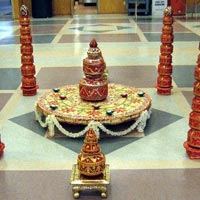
[35,83,152,138]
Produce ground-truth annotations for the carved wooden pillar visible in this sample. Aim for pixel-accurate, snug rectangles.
[19,5,38,96]
[156,7,174,95]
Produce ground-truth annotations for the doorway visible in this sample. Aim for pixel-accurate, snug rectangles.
[73,0,98,15]
[0,0,12,19]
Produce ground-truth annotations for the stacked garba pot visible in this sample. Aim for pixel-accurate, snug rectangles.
[79,39,108,101]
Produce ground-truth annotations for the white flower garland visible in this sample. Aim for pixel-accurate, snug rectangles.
[35,105,151,138]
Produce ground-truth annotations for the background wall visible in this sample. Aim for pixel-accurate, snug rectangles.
[12,0,71,19]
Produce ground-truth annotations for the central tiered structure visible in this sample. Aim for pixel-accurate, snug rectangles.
[79,39,108,101]
[35,39,152,138]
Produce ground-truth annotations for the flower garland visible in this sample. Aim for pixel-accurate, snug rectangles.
[35,105,151,138]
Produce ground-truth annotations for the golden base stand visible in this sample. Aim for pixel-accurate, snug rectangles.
[70,164,110,199]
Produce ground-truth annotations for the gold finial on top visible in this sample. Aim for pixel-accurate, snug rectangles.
[164,6,173,16]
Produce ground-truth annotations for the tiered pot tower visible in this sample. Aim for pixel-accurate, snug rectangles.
[79,39,108,101]
[184,43,200,159]
[20,5,38,96]
[0,133,5,158]
[77,128,106,176]
[156,6,174,95]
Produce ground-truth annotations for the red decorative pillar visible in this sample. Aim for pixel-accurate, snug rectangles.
[184,43,200,159]
[0,133,5,158]
[156,7,174,95]
[20,5,38,96]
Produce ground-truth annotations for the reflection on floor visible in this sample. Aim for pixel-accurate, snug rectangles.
[0,10,200,200]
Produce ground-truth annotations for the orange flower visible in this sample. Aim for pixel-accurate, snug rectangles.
[61,107,75,113]
[114,107,126,113]
[48,101,59,105]
[87,110,101,116]
[130,99,141,104]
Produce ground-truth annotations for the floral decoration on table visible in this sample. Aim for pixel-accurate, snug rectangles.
[35,83,152,138]
[36,83,151,125]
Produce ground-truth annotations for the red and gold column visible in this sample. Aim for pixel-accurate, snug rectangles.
[156,7,174,95]
[184,43,200,159]
[0,133,5,158]
[20,5,38,96]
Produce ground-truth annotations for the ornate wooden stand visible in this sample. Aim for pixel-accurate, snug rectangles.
[19,5,38,96]
[156,6,174,95]
[184,43,200,159]
[70,164,110,199]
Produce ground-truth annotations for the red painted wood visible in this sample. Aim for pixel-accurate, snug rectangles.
[170,0,186,15]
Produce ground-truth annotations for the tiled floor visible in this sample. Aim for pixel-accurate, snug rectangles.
[1,4,200,200]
